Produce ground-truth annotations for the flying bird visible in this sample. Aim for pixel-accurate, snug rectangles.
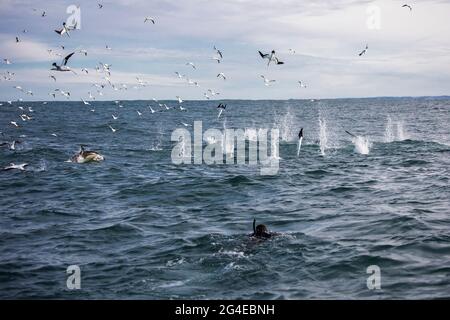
[259,50,284,66]
[186,62,196,69]
[298,81,307,88]
[217,73,226,80]
[49,75,56,81]
[402,4,412,11]
[213,45,223,59]
[98,4,103,9]
[144,17,155,24]
[55,22,73,37]
[51,52,76,73]
[359,44,369,56]
[260,75,275,86]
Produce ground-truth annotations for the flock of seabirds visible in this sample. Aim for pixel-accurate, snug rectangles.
[1,3,415,238]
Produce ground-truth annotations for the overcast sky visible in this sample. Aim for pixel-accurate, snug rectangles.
[0,0,449,101]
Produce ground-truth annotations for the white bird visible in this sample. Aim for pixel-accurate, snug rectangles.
[106,45,112,50]
[3,59,12,65]
[207,89,220,96]
[288,48,296,54]
[81,99,90,105]
[259,50,284,66]
[181,122,191,127]
[51,52,76,73]
[298,81,307,88]
[10,121,19,127]
[144,17,155,24]
[51,133,58,137]
[3,163,28,171]
[79,49,88,56]
[217,73,226,80]
[179,105,186,111]
[54,22,73,37]
[108,125,117,133]
[81,68,89,74]
[49,75,56,81]
[176,96,183,103]
[149,106,156,113]
[112,114,118,120]
[261,75,276,86]
[211,56,221,63]
[137,110,142,116]
[186,62,196,69]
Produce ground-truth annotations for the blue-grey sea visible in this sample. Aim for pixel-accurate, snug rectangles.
[0,97,449,299]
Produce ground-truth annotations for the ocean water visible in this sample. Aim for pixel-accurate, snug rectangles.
[0,97,449,299]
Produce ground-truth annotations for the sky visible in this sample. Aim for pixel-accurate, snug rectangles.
[0,0,449,101]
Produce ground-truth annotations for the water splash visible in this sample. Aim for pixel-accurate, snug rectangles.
[384,115,395,143]
[222,118,234,155]
[319,117,328,156]
[385,115,408,142]
[352,136,371,155]
[396,120,407,141]
[274,108,296,142]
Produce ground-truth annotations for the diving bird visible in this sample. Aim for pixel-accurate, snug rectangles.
[359,44,368,56]
[3,163,28,171]
[213,45,223,59]
[402,4,412,11]
[51,52,76,73]
[259,50,284,66]
[211,56,221,63]
[144,17,155,24]
[54,22,73,37]
[217,103,226,119]
[81,99,90,105]
[108,125,117,133]
[297,128,303,156]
